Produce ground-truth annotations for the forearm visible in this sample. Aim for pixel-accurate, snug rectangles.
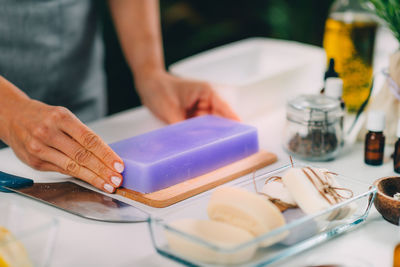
[0,76,30,142]
[108,0,165,82]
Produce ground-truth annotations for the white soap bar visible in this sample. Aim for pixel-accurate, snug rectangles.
[282,167,356,219]
[207,187,287,247]
[165,219,257,265]
[261,179,297,206]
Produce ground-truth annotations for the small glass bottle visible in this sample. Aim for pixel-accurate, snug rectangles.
[325,77,345,110]
[394,242,400,267]
[325,77,345,147]
[393,119,400,173]
[364,111,385,165]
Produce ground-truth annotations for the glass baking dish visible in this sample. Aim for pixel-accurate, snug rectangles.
[0,199,58,267]
[148,163,376,266]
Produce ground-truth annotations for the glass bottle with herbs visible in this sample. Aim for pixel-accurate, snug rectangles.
[323,0,377,113]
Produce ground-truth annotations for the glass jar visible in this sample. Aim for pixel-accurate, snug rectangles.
[284,94,344,161]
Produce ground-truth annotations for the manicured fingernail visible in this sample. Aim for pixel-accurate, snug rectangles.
[111,176,122,187]
[114,162,124,173]
[104,184,114,193]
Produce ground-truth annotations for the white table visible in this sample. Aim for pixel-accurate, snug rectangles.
[1,30,399,267]
[0,105,399,267]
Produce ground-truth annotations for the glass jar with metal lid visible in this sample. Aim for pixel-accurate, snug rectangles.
[284,94,344,161]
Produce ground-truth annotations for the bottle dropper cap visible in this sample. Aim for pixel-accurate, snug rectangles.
[367,110,385,132]
[324,58,339,80]
[397,119,400,138]
[325,77,343,99]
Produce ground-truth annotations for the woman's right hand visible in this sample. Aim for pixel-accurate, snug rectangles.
[0,82,124,193]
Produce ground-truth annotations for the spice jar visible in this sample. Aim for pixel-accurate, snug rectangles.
[284,94,344,161]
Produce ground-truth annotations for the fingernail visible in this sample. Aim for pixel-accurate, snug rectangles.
[104,184,114,193]
[111,176,122,187]
[114,162,124,173]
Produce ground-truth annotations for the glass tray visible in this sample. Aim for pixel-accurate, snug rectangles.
[0,199,58,267]
[148,163,376,266]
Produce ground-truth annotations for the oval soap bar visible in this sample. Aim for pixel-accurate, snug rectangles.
[207,186,287,247]
[165,219,257,265]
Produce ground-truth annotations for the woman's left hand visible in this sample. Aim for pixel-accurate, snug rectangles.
[135,70,240,124]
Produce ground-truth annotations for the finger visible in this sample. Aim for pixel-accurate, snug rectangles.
[33,161,65,173]
[184,85,211,118]
[57,114,124,173]
[186,83,212,111]
[25,154,65,173]
[211,93,241,121]
[186,99,202,118]
[162,108,185,124]
[193,110,210,117]
[46,132,123,188]
[34,144,116,193]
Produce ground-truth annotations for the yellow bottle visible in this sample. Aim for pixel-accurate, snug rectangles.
[323,0,377,112]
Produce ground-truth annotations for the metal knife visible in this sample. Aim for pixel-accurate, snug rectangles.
[0,170,149,223]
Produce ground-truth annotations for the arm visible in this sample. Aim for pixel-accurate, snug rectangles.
[108,0,239,123]
[0,76,124,193]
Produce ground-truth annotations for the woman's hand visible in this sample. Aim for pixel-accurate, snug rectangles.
[109,0,238,123]
[135,70,240,124]
[1,96,124,193]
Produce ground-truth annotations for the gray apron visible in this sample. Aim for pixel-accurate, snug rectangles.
[0,0,107,124]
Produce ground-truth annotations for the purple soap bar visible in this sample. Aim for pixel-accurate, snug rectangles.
[110,115,259,193]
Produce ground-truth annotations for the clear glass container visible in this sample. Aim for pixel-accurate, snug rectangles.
[148,163,376,266]
[0,200,58,267]
[323,0,377,112]
[283,94,345,161]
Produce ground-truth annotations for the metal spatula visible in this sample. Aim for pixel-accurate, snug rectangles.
[0,170,149,223]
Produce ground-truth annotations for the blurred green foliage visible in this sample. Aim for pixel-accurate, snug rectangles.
[103,0,334,114]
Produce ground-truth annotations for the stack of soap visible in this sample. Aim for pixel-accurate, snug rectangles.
[110,115,259,193]
[208,187,287,247]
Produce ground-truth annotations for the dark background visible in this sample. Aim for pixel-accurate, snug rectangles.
[102,0,334,115]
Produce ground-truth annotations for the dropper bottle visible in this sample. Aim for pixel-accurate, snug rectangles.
[321,59,340,94]
[325,77,345,147]
[393,119,400,173]
[364,111,385,165]
[325,77,345,109]
[324,58,339,81]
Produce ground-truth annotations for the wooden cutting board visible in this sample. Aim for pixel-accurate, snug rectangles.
[116,150,277,208]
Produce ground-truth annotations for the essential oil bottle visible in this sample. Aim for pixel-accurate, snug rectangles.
[325,77,345,110]
[394,119,400,173]
[364,111,385,165]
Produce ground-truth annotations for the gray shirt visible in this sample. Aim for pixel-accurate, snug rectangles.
[0,0,106,123]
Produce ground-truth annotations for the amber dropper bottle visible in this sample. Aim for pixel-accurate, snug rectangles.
[394,242,400,267]
[364,111,385,165]
[394,119,400,173]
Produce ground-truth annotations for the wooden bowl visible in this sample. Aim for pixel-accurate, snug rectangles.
[373,176,400,225]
